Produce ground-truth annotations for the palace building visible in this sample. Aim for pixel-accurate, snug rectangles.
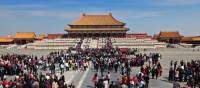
[0,36,14,45]
[181,36,200,46]
[14,32,36,45]
[157,31,182,44]
[64,13,129,38]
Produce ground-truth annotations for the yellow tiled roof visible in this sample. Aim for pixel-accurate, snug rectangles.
[159,31,181,38]
[69,13,125,25]
[65,28,129,31]
[0,37,14,42]
[15,32,36,39]
[192,37,200,41]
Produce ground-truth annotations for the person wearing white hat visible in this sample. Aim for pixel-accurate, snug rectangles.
[130,80,135,88]
[46,75,50,80]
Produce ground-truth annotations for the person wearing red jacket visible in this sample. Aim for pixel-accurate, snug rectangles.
[92,73,98,87]
[3,79,11,88]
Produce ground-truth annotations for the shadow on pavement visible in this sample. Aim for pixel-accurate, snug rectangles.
[87,85,94,88]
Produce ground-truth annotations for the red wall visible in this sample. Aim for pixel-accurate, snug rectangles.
[126,33,151,38]
[47,34,65,39]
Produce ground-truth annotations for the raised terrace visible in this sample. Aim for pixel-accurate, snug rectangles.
[26,38,81,49]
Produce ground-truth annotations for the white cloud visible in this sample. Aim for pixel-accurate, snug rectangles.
[27,10,78,18]
[111,11,163,19]
[160,27,180,31]
[0,4,46,9]
[0,9,82,19]
[0,9,163,20]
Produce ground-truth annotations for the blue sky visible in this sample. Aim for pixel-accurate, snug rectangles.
[0,0,200,36]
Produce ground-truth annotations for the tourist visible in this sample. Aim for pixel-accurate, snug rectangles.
[92,73,99,87]
[103,79,109,88]
[109,81,114,88]
[173,80,181,88]
[168,60,200,87]
[144,74,150,88]
[107,72,111,82]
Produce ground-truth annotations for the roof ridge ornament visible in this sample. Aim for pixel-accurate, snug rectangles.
[108,13,112,16]
[82,13,86,16]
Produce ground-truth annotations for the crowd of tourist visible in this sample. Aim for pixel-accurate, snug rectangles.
[0,47,92,88]
[168,60,200,88]
[90,38,162,88]
[0,38,164,88]
[91,50,163,88]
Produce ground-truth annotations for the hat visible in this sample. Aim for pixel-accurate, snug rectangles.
[15,76,19,80]
[130,80,134,85]
[181,66,184,69]
[3,76,7,79]
[46,76,50,80]
[141,81,145,84]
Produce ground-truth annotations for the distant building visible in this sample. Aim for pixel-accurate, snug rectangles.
[36,34,47,40]
[152,34,159,40]
[0,36,14,45]
[157,31,182,44]
[64,13,129,38]
[126,33,151,38]
[47,34,65,39]
[14,32,36,45]
[181,36,200,45]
